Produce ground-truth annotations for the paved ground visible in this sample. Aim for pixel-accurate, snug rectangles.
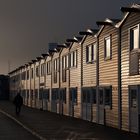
[0,101,140,140]
[0,112,39,140]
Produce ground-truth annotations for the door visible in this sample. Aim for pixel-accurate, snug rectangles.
[51,89,58,113]
[129,86,139,133]
[42,89,50,110]
[82,88,92,121]
[59,88,66,115]
[98,88,104,125]
[69,88,77,117]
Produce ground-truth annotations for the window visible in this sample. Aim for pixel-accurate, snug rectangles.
[104,36,111,59]
[31,68,34,79]
[54,59,58,83]
[130,89,137,108]
[86,43,97,63]
[62,55,67,82]
[70,87,77,103]
[36,66,39,77]
[46,61,51,75]
[82,87,96,104]
[99,86,112,109]
[22,72,26,80]
[130,25,139,50]
[27,70,29,80]
[66,54,69,68]
[39,88,43,100]
[41,63,45,76]
[43,89,50,101]
[70,51,77,67]
[60,88,66,103]
[104,87,112,107]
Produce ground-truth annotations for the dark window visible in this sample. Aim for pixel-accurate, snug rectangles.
[43,89,50,101]
[27,70,29,80]
[130,89,137,108]
[31,68,34,79]
[104,87,112,107]
[86,43,97,63]
[36,66,39,77]
[70,87,77,103]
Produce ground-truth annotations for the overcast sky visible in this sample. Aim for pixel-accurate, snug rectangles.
[0,0,139,74]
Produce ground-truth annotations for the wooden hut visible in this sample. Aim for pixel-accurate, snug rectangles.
[51,48,61,114]
[59,43,70,116]
[80,29,98,122]
[119,4,140,133]
[68,36,82,118]
[97,18,120,128]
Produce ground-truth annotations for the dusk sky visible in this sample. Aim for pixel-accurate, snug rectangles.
[0,0,139,74]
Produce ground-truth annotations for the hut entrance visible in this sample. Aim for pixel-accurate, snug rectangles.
[51,88,59,113]
[59,88,66,115]
[81,87,93,121]
[42,89,50,110]
[129,85,140,134]
[69,87,77,117]
[98,88,105,125]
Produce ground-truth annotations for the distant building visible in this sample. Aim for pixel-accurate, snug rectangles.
[0,75,9,100]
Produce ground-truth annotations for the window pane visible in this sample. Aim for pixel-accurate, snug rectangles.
[131,89,137,108]
[93,43,96,61]
[105,37,111,58]
[133,27,139,49]
[89,45,92,62]
[105,88,111,106]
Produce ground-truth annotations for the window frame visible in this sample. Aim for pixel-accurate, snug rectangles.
[129,24,140,51]
[86,42,97,64]
[104,35,112,60]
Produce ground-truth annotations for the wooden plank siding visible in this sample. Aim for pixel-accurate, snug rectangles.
[34,61,40,109]
[98,25,119,128]
[121,12,140,132]
[60,47,70,116]
[69,42,81,118]
[82,35,97,123]
[30,63,35,108]
[45,55,52,111]
[52,51,60,114]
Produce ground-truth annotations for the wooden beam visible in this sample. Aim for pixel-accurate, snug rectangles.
[96,21,112,26]
[121,7,140,13]
[66,38,78,43]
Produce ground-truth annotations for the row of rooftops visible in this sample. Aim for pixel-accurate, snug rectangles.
[9,4,140,75]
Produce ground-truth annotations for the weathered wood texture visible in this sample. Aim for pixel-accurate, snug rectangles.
[99,25,119,128]
[69,42,81,118]
[121,12,140,131]
[82,35,97,87]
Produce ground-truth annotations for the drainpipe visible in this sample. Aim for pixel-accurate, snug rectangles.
[118,27,122,130]
[80,41,83,118]
[96,36,99,123]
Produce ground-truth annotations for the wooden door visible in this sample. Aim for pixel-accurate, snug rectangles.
[98,88,104,125]
[82,88,92,121]
[129,86,139,133]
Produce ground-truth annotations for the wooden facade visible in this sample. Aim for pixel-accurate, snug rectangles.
[120,5,140,133]
[81,32,97,122]
[98,19,119,128]
[9,3,140,134]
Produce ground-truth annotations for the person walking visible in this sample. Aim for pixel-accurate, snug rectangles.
[13,93,23,115]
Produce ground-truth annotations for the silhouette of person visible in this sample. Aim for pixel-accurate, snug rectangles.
[13,93,23,115]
